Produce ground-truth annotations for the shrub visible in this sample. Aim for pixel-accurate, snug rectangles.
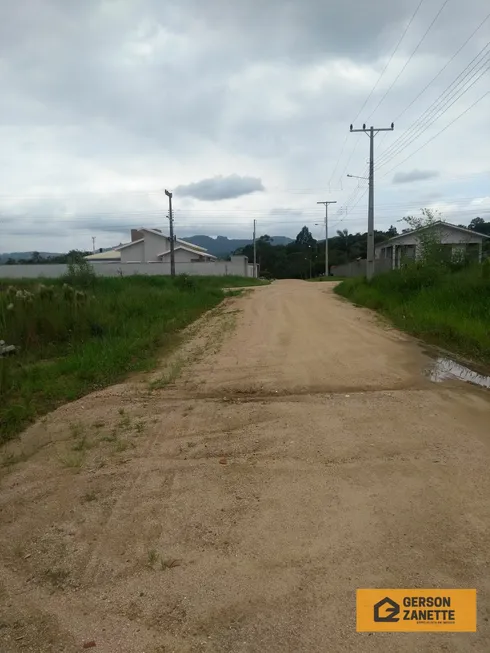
[173,273,196,292]
[62,252,97,288]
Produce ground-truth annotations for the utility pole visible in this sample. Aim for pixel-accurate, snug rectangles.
[349,123,394,280]
[253,219,257,278]
[164,189,176,277]
[317,200,336,277]
[91,236,96,253]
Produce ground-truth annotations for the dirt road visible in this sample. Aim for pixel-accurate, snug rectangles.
[1,280,489,652]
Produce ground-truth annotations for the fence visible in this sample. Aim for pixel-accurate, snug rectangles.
[331,258,393,278]
[0,258,254,280]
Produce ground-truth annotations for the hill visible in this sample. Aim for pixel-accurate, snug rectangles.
[183,235,293,257]
[0,252,62,264]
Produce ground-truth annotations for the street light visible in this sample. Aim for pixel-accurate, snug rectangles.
[164,189,176,277]
[347,174,369,181]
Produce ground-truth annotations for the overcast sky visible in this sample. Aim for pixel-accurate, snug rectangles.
[1,0,489,252]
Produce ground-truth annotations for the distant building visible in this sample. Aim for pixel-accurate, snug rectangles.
[85,228,217,264]
[375,221,488,269]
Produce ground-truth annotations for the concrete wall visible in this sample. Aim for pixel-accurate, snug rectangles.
[121,240,145,263]
[331,258,393,278]
[0,257,253,279]
[144,231,168,261]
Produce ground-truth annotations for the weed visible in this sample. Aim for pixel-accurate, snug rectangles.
[69,421,85,439]
[335,263,490,363]
[72,435,92,452]
[59,451,84,469]
[134,421,145,434]
[149,359,184,390]
[101,433,117,442]
[118,414,132,431]
[147,549,158,568]
[1,276,230,444]
[118,408,125,416]
[113,438,133,453]
[93,419,105,429]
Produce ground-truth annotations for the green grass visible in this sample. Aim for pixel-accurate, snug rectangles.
[0,274,254,444]
[335,262,490,364]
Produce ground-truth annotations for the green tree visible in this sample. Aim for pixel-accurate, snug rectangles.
[468,217,490,235]
[295,226,315,248]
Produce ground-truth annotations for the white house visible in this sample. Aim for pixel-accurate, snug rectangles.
[375,221,488,270]
[85,228,217,264]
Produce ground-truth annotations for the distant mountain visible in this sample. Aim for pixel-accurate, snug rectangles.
[0,252,62,264]
[183,235,293,257]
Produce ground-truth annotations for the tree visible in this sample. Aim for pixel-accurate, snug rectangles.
[258,234,272,244]
[403,208,446,264]
[387,225,398,238]
[469,217,490,235]
[295,226,315,249]
[336,229,350,255]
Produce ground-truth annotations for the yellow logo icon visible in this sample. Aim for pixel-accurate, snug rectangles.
[357,589,477,632]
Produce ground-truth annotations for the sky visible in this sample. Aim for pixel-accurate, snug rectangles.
[1,0,489,253]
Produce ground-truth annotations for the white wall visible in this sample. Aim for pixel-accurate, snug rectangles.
[172,248,202,263]
[0,258,252,279]
[121,240,145,263]
[144,231,169,261]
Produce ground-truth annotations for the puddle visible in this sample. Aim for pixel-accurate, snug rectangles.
[428,357,490,389]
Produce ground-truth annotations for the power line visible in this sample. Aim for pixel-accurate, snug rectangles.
[366,0,451,122]
[375,42,490,167]
[327,0,426,189]
[380,90,490,178]
[376,54,489,169]
[375,10,490,156]
[394,10,490,124]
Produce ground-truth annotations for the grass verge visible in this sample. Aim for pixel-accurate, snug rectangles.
[0,274,258,443]
[334,263,490,364]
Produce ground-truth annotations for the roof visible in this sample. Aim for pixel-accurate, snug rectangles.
[114,229,208,253]
[115,238,144,251]
[85,249,121,261]
[158,245,217,260]
[376,221,489,247]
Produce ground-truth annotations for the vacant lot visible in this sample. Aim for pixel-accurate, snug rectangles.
[335,263,490,364]
[1,281,489,652]
[0,275,262,441]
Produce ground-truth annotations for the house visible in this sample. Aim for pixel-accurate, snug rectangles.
[375,221,488,270]
[85,228,217,264]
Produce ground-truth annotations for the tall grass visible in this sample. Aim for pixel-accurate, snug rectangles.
[0,274,258,443]
[335,261,490,363]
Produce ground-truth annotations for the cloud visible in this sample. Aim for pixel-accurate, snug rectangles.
[392,169,440,184]
[175,174,264,201]
[0,0,489,252]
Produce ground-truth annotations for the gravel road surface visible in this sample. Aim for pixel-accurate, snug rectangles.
[1,280,489,652]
